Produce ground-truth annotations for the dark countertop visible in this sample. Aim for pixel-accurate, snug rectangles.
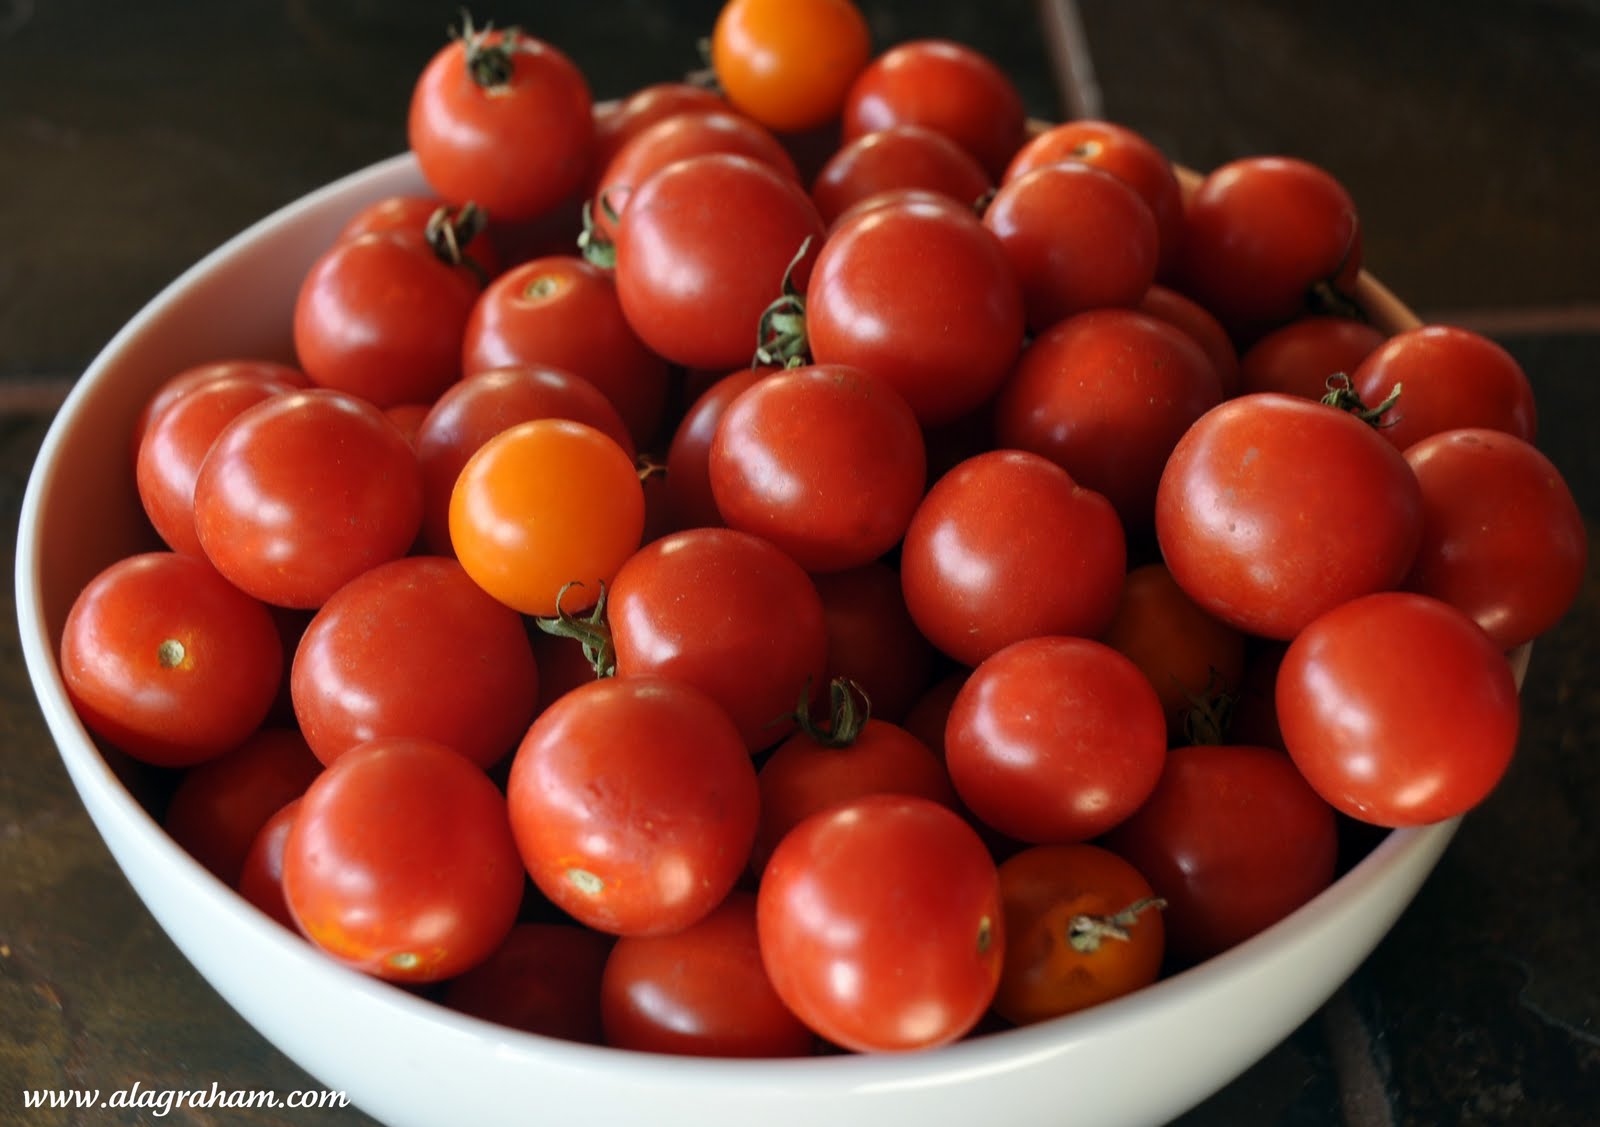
[2,2,1597,1124]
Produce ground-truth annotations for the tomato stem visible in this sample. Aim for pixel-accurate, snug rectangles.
[454,11,520,90]
[786,676,871,748]
[1321,372,1402,427]
[1066,897,1166,954]
[577,198,618,270]
[424,202,491,287]
[754,237,813,369]
[1180,667,1236,746]
[535,581,616,677]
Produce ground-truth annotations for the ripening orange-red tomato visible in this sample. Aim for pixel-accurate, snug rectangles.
[711,0,872,133]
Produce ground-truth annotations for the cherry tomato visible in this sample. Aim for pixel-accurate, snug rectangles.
[712,0,872,134]
[162,727,321,885]
[1403,428,1586,649]
[812,561,939,724]
[1004,120,1186,282]
[283,737,526,982]
[237,797,300,929]
[900,449,1126,668]
[663,367,769,532]
[601,891,814,1057]
[1277,591,1522,827]
[1100,562,1247,744]
[60,552,283,767]
[946,636,1166,843]
[609,527,830,751]
[983,162,1160,330]
[193,388,424,609]
[757,794,1003,1053]
[614,153,826,372]
[709,363,926,572]
[806,194,1025,427]
[131,359,309,468]
[461,256,670,449]
[590,82,728,179]
[993,843,1165,1026]
[449,418,644,618]
[290,556,540,770]
[293,228,480,408]
[842,39,1027,180]
[136,371,297,558]
[811,124,992,226]
[507,676,760,936]
[1238,314,1387,400]
[337,194,502,280]
[444,923,614,1044]
[408,18,594,223]
[1180,156,1362,338]
[994,308,1223,535]
[1102,744,1339,965]
[1154,392,1423,640]
[1138,284,1242,399]
[415,364,635,556]
[1351,324,1538,451]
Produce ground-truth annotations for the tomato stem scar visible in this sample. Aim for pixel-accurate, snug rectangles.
[1067,897,1167,954]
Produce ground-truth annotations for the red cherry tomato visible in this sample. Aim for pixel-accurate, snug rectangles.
[445,923,615,1044]
[600,891,814,1057]
[407,18,594,222]
[812,561,940,724]
[983,162,1160,331]
[461,256,670,449]
[757,794,1004,1053]
[711,0,872,134]
[193,389,424,609]
[1137,284,1242,399]
[900,449,1126,667]
[806,194,1025,427]
[507,676,760,936]
[946,636,1167,843]
[1239,314,1388,400]
[663,367,769,532]
[290,556,540,770]
[337,194,502,280]
[842,39,1027,180]
[283,737,526,982]
[1154,393,1422,640]
[237,797,300,929]
[60,552,283,767]
[131,359,309,469]
[1403,427,1586,649]
[709,363,926,572]
[1102,744,1339,965]
[590,82,728,178]
[811,124,992,226]
[614,153,825,372]
[1276,592,1522,827]
[609,527,830,751]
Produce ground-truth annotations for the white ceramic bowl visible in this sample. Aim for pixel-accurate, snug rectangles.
[16,152,1528,1127]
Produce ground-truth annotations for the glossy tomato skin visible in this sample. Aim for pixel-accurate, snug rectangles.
[1238,314,1388,400]
[136,372,296,558]
[293,230,480,408]
[589,82,728,179]
[600,891,814,1057]
[712,0,871,134]
[193,388,424,610]
[282,737,526,983]
[415,364,635,556]
[237,797,300,930]
[131,359,309,467]
[900,449,1126,668]
[615,153,826,372]
[806,195,1026,427]
[1403,428,1586,649]
[608,527,830,751]
[162,727,321,886]
[663,367,770,532]
[757,794,1004,1052]
[983,162,1160,331]
[1138,285,1241,399]
[993,843,1165,1026]
[842,39,1027,180]
[407,25,594,223]
[506,676,759,937]
[449,418,644,618]
[1276,592,1522,827]
[994,308,1223,536]
[290,556,539,770]
[1180,156,1362,339]
[1154,392,1423,640]
[444,923,615,1044]
[1351,324,1538,452]
[709,363,926,573]
[1102,744,1339,966]
[461,256,670,449]
[946,636,1167,843]
[811,124,992,226]
[60,552,284,767]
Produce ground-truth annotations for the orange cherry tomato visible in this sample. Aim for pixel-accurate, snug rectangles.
[993,843,1165,1026]
[449,418,644,617]
[711,0,872,133]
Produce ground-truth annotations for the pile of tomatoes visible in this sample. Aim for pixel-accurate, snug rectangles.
[58,0,1587,1058]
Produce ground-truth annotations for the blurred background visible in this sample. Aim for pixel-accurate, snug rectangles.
[3,2,1597,1124]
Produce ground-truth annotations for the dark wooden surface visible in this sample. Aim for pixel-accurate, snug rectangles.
[2,2,1597,1124]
